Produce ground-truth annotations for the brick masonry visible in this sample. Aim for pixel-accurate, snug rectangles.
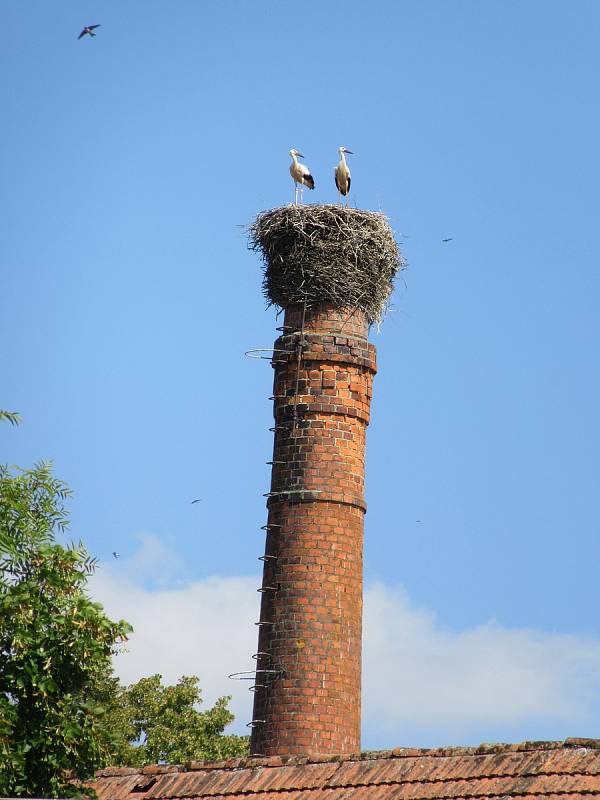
[250,302,377,757]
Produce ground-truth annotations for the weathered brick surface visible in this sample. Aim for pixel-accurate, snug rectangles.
[250,303,376,757]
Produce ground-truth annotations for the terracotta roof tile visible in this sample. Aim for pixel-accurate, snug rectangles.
[88,739,600,800]
[92,774,148,800]
[141,765,182,775]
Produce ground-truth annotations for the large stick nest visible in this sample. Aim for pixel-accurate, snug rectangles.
[249,205,404,323]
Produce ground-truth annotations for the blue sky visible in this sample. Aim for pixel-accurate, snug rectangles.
[2,0,600,748]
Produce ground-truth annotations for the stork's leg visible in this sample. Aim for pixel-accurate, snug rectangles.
[294,185,298,206]
[338,189,341,206]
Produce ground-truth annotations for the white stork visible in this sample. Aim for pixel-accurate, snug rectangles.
[334,146,353,207]
[289,149,314,205]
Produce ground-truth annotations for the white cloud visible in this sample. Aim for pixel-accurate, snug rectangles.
[90,554,260,730]
[121,533,187,587]
[90,539,600,743]
[362,582,600,743]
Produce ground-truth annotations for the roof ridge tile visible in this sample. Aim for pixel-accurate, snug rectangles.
[93,738,600,779]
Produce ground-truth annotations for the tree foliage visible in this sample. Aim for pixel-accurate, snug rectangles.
[104,674,249,766]
[0,462,133,797]
[0,413,248,791]
[0,410,21,426]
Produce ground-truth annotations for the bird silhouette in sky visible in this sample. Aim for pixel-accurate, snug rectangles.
[442,237,453,243]
[112,551,120,559]
[191,499,202,504]
[78,24,101,40]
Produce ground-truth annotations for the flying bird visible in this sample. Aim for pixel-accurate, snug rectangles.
[334,146,353,207]
[78,24,101,40]
[191,499,202,504]
[289,149,314,205]
[112,551,120,559]
[442,237,453,243]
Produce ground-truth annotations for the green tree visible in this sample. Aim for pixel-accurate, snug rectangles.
[0,461,133,797]
[104,674,249,766]
[0,410,21,426]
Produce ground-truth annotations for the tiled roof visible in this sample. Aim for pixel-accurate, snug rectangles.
[90,738,600,799]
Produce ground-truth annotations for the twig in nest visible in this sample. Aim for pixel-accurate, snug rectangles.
[248,204,404,324]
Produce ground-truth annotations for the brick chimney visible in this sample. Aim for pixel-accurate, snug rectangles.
[248,205,399,758]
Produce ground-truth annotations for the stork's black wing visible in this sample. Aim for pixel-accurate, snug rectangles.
[88,24,101,30]
[78,29,87,39]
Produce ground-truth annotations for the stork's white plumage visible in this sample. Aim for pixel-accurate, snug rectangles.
[334,146,353,207]
[289,149,314,205]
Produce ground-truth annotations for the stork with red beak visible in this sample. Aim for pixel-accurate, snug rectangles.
[289,149,315,205]
[334,146,353,207]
